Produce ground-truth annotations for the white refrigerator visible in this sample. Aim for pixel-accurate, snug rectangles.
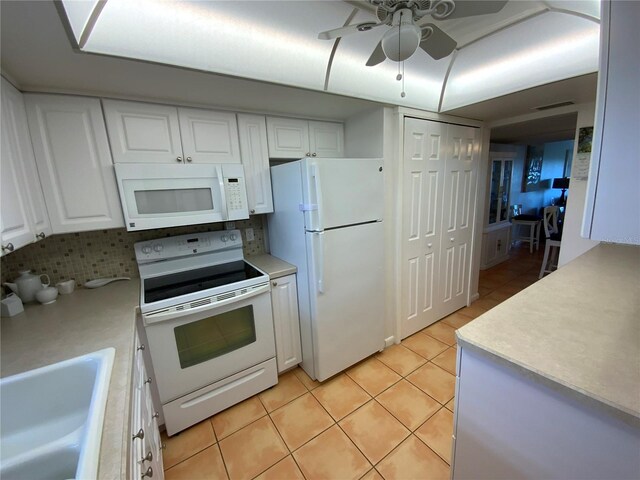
[268,158,385,381]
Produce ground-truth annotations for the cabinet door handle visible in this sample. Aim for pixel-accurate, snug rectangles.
[305,152,311,156]
[132,428,145,441]
[450,237,455,242]
[250,209,256,214]
[2,243,14,252]
[312,152,317,157]
[176,156,183,162]
[427,243,433,248]
[152,411,160,419]
[186,157,192,162]
[140,451,153,464]
[141,466,153,478]
[137,344,145,351]
[144,377,152,385]
[36,232,46,240]
[272,281,278,287]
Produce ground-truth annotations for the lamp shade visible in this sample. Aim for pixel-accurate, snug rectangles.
[552,177,570,189]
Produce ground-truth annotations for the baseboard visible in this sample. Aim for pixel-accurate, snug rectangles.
[383,336,395,349]
[469,292,480,303]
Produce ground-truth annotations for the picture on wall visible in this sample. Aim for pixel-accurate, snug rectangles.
[523,145,544,192]
[574,126,594,180]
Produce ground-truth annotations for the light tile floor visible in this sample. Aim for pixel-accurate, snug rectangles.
[162,244,544,479]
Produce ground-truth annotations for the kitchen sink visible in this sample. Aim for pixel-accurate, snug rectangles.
[0,348,115,480]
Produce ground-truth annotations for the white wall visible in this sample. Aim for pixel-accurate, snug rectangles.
[558,103,599,267]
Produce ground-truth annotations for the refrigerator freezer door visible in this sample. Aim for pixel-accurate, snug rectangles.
[303,158,384,231]
[306,221,385,381]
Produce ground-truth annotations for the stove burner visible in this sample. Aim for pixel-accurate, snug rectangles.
[144,261,263,304]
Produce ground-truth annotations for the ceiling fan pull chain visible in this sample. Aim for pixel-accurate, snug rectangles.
[401,61,406,98]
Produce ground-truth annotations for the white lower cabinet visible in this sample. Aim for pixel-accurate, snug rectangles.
[271,274,302,373]
[480,223,511,270]
[131,330,164,480]
[1,78,51,255]
[25,94,124,233]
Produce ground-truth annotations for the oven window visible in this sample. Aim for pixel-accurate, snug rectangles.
[173,305,256,369]
[134,188,214,214]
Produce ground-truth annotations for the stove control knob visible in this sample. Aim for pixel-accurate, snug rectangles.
[141,245,152,254]
[153,244,163,253]
[221,235,228,243]
[229,233,237,241]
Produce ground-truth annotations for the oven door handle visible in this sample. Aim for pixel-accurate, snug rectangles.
[216,165,229,220]
[143,283,270,324]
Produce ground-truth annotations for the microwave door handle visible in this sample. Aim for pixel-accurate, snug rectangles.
[216,165,228,219]
[311,163,324,231]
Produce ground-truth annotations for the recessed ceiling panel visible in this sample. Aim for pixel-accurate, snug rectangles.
[432,0,547,48]
[328,11,449,110]
[82,0,354,91]
[441,12,599,111]
[546,0,601,20]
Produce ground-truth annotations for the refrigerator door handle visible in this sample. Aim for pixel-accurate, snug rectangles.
[311,163,324,231]
[314,232,325,293]
[216,165,228,220]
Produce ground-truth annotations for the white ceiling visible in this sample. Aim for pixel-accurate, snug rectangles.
[57,0,600,112]
[0,0,599,123]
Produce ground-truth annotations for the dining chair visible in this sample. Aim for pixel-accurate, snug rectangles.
[539,206,561,278]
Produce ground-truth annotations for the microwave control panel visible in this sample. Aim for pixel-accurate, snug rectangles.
[225,177,249,219]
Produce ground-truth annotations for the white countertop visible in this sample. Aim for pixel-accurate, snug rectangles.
[457,244,640,425]
[1,280,140,479]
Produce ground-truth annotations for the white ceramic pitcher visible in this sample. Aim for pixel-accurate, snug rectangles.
[3,270,51,303]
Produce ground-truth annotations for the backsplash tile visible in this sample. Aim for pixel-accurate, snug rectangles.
[1,217,266,288]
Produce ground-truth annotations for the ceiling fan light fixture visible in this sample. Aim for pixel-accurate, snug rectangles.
[381,14,422,62]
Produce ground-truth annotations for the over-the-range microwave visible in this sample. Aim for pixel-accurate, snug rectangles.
[114,163,249,231]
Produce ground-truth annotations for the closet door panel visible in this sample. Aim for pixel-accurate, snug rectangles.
[439,125,480,317]
[401,118,446,338]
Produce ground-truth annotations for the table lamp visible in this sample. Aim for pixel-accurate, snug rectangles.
[552,177,570,205]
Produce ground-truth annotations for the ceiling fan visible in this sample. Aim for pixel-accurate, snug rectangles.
[318,0,509,66]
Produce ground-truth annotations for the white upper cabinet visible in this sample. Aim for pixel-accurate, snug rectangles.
[25,94,124,233]
[103,100,183,164]
[309,121,344,158]
[266,117,310,158]
[237,114,273,214]
[103,99,241,164]
[266,117,344,159]
[582,1,640,244]
[179,108,241,164]
[1,78,51,255]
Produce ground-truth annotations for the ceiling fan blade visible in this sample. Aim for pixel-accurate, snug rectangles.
[366,41,387,66]
[444,0,508,19]
[419,24,457,60]
[318,22,383,40]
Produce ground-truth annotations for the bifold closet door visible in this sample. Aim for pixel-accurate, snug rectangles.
[401,119,480,339]
[439,124,480,317]
[401,118,446,338]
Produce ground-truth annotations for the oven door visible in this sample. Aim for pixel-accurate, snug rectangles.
[115,163,226,231]
[143,286,275,404]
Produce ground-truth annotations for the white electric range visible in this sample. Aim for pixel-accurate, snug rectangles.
[135,230,277,436]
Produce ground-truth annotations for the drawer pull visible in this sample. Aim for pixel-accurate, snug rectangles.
[141,466,153,478]
[1,243,14,252]
[132,428,145,441]
[152,411,160,419]
[141,451,153,463]
[36,232,46,240]
[137,344,145,351]
[144,377,152,385]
